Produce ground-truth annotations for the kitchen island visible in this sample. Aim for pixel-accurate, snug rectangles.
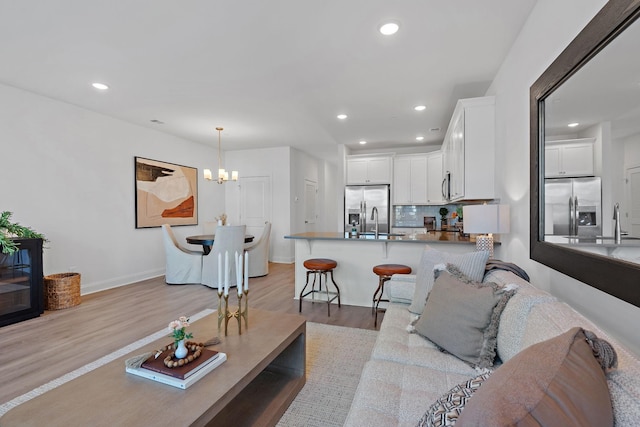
[285,231,498,308]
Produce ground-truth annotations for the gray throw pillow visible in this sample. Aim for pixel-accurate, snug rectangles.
[413,268,516,368]
[408,246,490,314]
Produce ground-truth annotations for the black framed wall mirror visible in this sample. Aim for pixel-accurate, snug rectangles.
[531,0,640,308]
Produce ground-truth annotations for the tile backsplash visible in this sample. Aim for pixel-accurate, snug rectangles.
[393,204,462,229]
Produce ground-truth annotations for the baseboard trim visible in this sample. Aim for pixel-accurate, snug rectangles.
[81,269,165,295]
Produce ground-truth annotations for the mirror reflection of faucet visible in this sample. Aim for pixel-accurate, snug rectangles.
[613,203,621,244]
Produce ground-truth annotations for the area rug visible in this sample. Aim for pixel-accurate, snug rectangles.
[277,322,378,427]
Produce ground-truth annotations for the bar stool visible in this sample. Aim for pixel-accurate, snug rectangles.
[299,258,341,316]
[372,263,412,327]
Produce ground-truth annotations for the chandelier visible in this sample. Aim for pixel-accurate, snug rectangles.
[204,127,238,184]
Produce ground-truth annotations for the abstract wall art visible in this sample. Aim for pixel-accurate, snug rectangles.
[135,157,198,228]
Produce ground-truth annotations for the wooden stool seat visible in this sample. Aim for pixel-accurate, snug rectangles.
[303,258,338,271]
[299,258,341,316]
[373,264,412,277]
[372,263,411,327]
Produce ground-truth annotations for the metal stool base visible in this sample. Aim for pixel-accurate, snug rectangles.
[299,268,341,316]
[372,275,391,327]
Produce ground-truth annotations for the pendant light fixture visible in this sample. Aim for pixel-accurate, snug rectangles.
[203,127,238,184]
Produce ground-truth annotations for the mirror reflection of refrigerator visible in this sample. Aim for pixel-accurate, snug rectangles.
[344,185,390,233]
[545,177,601,237]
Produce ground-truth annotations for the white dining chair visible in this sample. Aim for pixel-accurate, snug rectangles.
[202,225,246,289]
[244,221,271,277]
[161,224,203,285]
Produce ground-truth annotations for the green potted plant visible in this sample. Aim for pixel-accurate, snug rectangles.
[439,207,449,228]
[0,211,47,254]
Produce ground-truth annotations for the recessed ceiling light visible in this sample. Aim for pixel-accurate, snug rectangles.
[414,105,426,111]
[379,22,399,36]
[359,140,367,145]
[91,82,109,90]
[337,114,348,120]
[416,136,425,141]
[568,122,579,127]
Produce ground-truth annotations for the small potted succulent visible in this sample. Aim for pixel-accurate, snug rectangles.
[0,211,47,254]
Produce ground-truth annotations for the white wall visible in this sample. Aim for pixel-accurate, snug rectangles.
[1,83,224,294]
[488,0,640,354]
[622,132,640,233]
[321,160,339,232]
[225,147,292,263]
[290,148,320,235]
[225,146,339,264]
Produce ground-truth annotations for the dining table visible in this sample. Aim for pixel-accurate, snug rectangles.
[186,234,254,255]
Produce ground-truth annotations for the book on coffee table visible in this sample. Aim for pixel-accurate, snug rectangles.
[141,348,220,380]
[126,349,227,389]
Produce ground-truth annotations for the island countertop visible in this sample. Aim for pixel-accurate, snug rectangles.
[285,231,476,244]
[286,230,496,308]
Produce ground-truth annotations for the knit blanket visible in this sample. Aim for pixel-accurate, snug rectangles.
[485,260,530,282]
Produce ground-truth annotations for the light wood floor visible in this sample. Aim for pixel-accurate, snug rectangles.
[0,262,380,405]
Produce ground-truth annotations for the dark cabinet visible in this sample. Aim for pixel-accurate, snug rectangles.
[0,238,43,327]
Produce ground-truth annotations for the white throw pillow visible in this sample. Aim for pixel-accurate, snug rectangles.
[408,246,490,315]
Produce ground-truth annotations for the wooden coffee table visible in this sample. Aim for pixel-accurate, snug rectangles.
[1,309,306,427]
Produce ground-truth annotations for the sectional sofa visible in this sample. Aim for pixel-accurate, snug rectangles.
[344,248,640,426]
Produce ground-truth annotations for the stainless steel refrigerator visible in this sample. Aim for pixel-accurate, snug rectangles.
[345,185,390,233]
[544,177,602,237]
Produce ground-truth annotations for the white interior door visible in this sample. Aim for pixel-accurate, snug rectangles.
[304,179,318,232]
[626,166,640,237]
[239,176,272,239]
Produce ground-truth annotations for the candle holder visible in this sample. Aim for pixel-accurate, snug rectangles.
[218,288,249,336]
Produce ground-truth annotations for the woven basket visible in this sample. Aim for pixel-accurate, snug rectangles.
[44,272,81,310]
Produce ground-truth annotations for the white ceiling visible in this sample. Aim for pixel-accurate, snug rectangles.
[0,0,537,163]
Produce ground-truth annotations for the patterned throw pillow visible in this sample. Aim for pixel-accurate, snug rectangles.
[417,371,492,427]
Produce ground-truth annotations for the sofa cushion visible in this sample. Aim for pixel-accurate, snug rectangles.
[413,268,515,368]
[482,269,557,362]
[408,246,490,314]
[456,327,614,427]
[372,303,480,376]
[417,371,492,427]
[344,359,474,427]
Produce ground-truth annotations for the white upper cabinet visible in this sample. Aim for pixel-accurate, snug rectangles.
[393,152,443,205]
[426,151,444,204]
[545,138,595,177]
[347,155,392,184]
[393,154,428,204]
[441,96,495,201]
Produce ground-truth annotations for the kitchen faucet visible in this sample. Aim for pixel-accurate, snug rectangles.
[613,202,621,244]
[371,206,379,239]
